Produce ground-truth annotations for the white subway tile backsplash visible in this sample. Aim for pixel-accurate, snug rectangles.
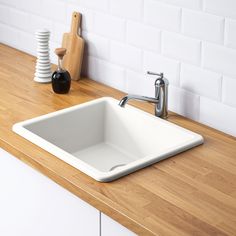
[169,85,200,121]
[42,0,66,23]
[180,64,222,100]
[143,51,180,86]
[1,0,236,136]
[200,97,236,137]
[225,19,236,49]
[158,0,202,9]
[222,76,236,107]
[144,0,181,32]
[93,13,125,41]
[110,42,142,71]
[0,5,10,24]
[182,10,224,43]
[18,31,36,55]
[203,43,236,78]
[52,22,67,43]
[79,0,109,12]
[9,8,29,32]
[204,0,236,19]
[28,14,53,34]
[162,32,201,65]
[86,56,126,90]
[110,0,143,20]
[1,0,19,8]
[126,70,154,96]
[19,0,42,15]
[83,32,110,60]
[127,21,161,52]
[0,23,19,48]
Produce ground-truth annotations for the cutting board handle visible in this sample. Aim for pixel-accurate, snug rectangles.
[70,12,81,36]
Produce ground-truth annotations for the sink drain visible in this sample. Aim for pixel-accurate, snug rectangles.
[109,164,126,171]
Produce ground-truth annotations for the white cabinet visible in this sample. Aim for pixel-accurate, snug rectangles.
[0,148,100,236]
[101,213,137,236]
[0,148,137,236]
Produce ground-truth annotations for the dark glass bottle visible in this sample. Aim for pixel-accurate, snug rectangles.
[52,48,71,94]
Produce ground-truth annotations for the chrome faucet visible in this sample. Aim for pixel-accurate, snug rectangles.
[119,71,169,119]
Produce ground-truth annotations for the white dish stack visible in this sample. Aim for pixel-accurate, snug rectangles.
[34,29,52,83]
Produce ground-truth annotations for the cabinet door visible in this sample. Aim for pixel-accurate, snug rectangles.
[0,148,99,236]
[101,213,137,236]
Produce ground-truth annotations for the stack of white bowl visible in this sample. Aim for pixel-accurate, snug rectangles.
[34,29,52,83]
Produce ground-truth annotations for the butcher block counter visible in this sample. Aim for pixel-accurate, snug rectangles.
[0,44,236,236]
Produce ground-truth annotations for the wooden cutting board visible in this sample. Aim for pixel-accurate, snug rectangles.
[62,12,84,80]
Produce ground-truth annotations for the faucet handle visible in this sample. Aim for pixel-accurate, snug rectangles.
[147,71,164,79]
[147,71,168,86]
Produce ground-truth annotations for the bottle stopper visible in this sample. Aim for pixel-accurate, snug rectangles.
[55,48,67,59]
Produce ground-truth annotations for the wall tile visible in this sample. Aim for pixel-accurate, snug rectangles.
[225,19,236,49]
[41,0,66,23]
[203,43,236,78]
[127,21,161,52]
[200,97,236,136]
[144,0,181,32]
[0,0,20,8]
[18,31,36,55]
[126,70,155,96]
[0,23,19,48]
[79,0,109,12]
[162,32,201,65]
[204,0,236,19]
[93,13,125,41]
[110,42,142,71]
[182,9,224,43]
[9,8,29,32]
[0,5,10,24]
[222,76,236,107]
[169,85,200,121]
[86,56,126,91]
[158,0,202,9]
[28,14,53,34]
[52,22,67,43]
[143,51,180,86]
[180,64,222,100]
[19,0,42,15]
[83,32,110,60]
[110,0,143,20]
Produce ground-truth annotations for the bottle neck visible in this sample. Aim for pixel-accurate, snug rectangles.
[57,57,65,72]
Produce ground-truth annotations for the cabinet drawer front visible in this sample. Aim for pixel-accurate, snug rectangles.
[0,148,100,236]
[101,213,137,236]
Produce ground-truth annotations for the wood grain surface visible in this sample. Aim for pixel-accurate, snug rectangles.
[62,12,84,80]
[0,43,236,236]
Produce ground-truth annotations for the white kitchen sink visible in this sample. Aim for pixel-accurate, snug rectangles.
[13,97,203,182]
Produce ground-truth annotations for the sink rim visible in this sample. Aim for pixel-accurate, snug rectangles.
[12,97,204,182]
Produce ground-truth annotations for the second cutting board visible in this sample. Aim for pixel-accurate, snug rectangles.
[62,12,84,80]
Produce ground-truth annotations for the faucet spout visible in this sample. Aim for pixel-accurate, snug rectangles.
[119,95,158,107]
[119,71,169,119]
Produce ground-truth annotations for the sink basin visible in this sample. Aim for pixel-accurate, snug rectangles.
[13,97,203,182]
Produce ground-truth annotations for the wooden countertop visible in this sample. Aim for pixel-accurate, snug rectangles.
[1,43,236,236]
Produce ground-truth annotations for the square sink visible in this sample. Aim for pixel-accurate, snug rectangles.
[13,97,203,182]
